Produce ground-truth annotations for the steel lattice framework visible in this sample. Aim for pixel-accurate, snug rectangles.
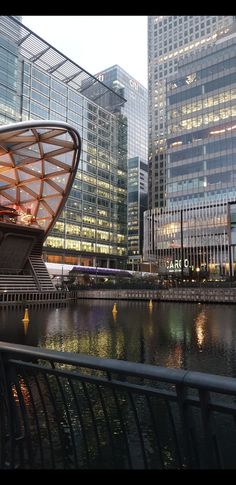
[1,16,126,113]
[0,120,81,235]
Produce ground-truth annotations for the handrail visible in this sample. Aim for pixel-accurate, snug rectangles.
[28,257,42,291]
[1,341,236,469]
[1,341,236,392]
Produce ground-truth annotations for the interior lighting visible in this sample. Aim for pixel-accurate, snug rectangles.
[171,141,183,147]
[210,129,226,135]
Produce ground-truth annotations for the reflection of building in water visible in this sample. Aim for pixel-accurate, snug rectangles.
[195,310,207,348]
[7,372,75,468]
[166,344,183,370]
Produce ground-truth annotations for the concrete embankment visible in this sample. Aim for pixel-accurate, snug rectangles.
[75,288,236,304]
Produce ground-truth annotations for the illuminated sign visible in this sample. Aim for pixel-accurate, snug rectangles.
[166,259,189,271]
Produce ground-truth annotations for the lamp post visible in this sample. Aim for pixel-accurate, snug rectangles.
[180,209,184,285]
[196,267,200,286]
[62,207,66,289]
[95,258,98,285]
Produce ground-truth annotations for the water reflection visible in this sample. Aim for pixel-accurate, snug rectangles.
[1,301,236,377]
[195,309,206,350]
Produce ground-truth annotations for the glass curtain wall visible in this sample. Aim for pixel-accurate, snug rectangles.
[0,17,128,269]
[144,199,231,279]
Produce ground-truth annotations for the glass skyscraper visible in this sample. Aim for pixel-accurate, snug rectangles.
[166,26,236,206]
[96,65,148,161]
[127,157,148,268]
[148,15,234,209]
[95,65,148,265]
[0,16,128,269]
[144,25,236,280]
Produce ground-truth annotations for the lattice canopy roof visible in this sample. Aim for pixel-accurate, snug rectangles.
[0,120,81,235]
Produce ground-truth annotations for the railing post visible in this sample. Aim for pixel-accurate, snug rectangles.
[176,382,196,469]
[0,352,22,468]
[198,389,223,469]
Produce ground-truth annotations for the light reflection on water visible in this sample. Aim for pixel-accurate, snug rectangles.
[1,300,236,377]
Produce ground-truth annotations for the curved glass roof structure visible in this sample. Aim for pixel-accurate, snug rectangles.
[0,120,81,235]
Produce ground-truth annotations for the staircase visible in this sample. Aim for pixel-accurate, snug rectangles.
[29,242,55,291]
[0,274,37,292]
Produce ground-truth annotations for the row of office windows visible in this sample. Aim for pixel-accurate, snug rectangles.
[168,171,236,193]
[168,105,236,135]
[168,71,236,106]
[168,137,236,163]
[24,98,113,148]
[169,153,236,177]
[168,189,236,207]
[168,52,236,92]
[168,120,236,148]
[168,88,236,120]
[24,64,115,124]
[51,220,126,241]
[45,236,126,255]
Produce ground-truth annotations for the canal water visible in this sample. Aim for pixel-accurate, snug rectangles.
[1,300,236,377]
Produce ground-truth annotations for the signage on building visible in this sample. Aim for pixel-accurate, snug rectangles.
[166,259,189,272]
[129,79,139,91]
[96,73,104,82]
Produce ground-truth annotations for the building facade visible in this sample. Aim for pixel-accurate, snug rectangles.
[0,16,128,269]
[96,65,148,161]
[144,198,236,280]
[148,15,235,209]
[144,26,236,280]
[127,157,148,269]
[95,65,148,266]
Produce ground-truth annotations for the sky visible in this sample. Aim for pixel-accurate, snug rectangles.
[22,16,148,88]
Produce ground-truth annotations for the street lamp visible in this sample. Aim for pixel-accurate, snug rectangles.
[180,209,184,285]
[196,267,200,285]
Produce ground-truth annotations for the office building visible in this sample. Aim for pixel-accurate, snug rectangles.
[95,65,148,265]
[0,16,128,269]
[96,65,147,160]
[144,26,236,280]
[148,15,235,209]
[127,157,148,269]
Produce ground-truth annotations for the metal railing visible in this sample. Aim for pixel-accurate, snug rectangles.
[0,341,236,469]
[0,290,78,305]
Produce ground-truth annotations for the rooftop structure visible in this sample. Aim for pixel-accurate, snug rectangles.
[4,16,125,114]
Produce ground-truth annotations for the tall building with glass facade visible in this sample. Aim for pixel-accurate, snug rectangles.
[96,65,148,161]
[127,157,148,269]
[95,65,148,265]
[148,15,235,209]
[0,16,22,125]
[144,26,236,280]
[0,16,128,269]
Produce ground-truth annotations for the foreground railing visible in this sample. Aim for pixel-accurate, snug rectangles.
[0,342,236,469]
